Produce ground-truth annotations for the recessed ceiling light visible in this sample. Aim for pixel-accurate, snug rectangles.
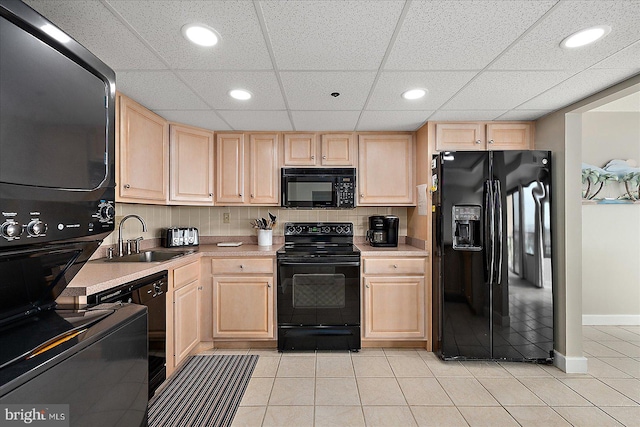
[229,89,252,100]
[181,23,220,47]
[40,24,71,43]
[401,89,427,100]
[560,25,611,49]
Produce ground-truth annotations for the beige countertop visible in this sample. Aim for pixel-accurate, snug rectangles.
[64,242,428,298]
[63,243,280,297]
[356,243,429,257]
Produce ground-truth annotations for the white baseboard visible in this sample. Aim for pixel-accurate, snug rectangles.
[554,350,588,373]
[582,315,640,325]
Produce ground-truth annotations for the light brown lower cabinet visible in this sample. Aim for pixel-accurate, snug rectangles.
[211,257,275,339]
[170,261,201,371]
[213,277,274,339]
[362,257,427,340]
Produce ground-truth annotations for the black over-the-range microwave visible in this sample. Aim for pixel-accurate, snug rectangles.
[281,168,356,209]
[0,0,116,248]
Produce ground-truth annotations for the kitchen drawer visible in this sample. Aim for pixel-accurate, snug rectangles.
[363,258,425,275]
[211,258,274,275]
[173,260,200,289]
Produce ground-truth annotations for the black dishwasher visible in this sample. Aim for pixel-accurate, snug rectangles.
[88,271,168,398]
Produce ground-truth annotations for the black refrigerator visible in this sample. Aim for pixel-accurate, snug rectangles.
[431,150,554,362]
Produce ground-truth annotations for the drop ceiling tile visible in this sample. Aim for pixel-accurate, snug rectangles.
[24,0,166,70]
[357,111,430,131]
[280,72,376,110]
[429,110,508,121]
[178,71,286,110]
[259,0,404,70]
[367,71,477,110]
[108,0,273,70]
[385,0,556,70]
[592,41,640,69]
[518,68,640,110]
[156,110,232,131]
[117,71,209,110]
[490,0,640,71]
[497,110,553,121]
[217,111,293,131]
[443,71,573,111]
[291,111,361,131]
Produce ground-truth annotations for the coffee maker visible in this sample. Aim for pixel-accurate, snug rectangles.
[366,215,399,247]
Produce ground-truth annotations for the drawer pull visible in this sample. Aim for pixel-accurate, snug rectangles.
[239,264,244,269]
[393,264,398,268]
[124,184,131,189]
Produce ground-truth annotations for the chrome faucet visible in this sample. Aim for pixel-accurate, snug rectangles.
[117,214,147,256]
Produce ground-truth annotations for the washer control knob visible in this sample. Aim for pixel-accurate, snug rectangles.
[1,221,23,239]
[97,202,115,222]
[27,220,47,236]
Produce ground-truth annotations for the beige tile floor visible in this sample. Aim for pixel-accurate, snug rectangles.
[201,325,640,426]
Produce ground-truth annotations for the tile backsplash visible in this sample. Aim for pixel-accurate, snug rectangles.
[103,203,407,246]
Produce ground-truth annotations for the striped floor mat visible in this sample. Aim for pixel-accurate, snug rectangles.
[148,355,258,427]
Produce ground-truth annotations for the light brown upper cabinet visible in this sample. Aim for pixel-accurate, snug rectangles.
[249,133,280,205]
[216,133,279,205]
[435,122,533,151]
[357,134,415,206]
[283,133,355,166]
[215,133,244,204]
[283,133,316,166]
[169,124,214,205]
[116,94,168,204]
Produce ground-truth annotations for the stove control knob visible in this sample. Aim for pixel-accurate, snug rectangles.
[1,221,23,239]
[27,220,47,236]
[322,226,330,233]
[336,226,343,234]
[295,226,303,234]
[286,225,295,234]
[97,202,115,222]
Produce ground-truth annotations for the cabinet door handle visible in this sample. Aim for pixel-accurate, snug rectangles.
[393,264,398,268]
[360,194,364,198]
[365,284,370,288]
[124,184,131,189]
[475,140,481,145]
[267,283,272,288]
[322,155,327,159]
[311,155,315,160]
[488,139,494,144]
[197,286,203,290]
[251,194,254,198]
[209,193,213,197]
[239,193,243,197]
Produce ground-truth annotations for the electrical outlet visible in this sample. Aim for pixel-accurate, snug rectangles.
[223,213,230,223]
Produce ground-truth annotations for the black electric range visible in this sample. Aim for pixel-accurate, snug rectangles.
[276,223,361,351]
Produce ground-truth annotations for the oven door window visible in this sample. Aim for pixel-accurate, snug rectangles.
[293,274,345,308]
[285,178,336,208]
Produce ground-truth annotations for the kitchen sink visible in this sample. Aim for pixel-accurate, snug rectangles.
[104,250,194,263]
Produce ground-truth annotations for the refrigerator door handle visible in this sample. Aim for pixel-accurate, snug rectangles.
[494,180,503,285]
[484,180,495,285]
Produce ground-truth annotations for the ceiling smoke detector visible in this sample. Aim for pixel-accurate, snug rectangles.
[560,25,611,49]
[181,23,220,47]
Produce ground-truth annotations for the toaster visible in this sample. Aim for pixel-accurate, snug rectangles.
[164,227,199,247]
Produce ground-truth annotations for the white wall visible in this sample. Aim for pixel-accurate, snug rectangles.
[534,73,640,372]
[582,111,640,324]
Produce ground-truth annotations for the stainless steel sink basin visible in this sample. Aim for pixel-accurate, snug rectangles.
[104,250,193,263]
